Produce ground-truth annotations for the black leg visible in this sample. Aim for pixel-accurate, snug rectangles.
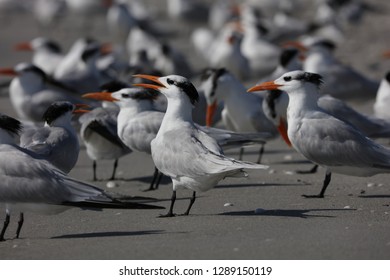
[143,167,159,192]
[93,160,97,181]
[302,171,332,198]
[0,211,10,241]
[182,191,196,216]
[15,213,24,239]
[109,159,118,180]
[159,191,176,217]
[239,147,244,160]
[256,143,265,164]
[296,164,319,174]
[154,171,164,190]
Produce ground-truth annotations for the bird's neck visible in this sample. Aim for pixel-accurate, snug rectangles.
[287,87,320,122]
[0,130,17,145]
[160,98,194,131]
[16,74,44,94]
[48,115,74,131]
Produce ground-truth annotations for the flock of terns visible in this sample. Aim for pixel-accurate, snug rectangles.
[0,0,389,242]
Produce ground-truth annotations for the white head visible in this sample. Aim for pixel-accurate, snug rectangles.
[248,70,323,97]
[133,74,199,106]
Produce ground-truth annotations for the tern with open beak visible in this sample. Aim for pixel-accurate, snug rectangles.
[133,74,268,217]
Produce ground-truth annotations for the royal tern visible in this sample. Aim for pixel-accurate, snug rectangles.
[248,70,390,198]
[83,85,268,191]
[0,113,163,241]
[106,0,138,45]
[83,87,165,191]
[14,37,64,75]
[20,101,85,174]
[133,74,268,216]
[79,102,131,181]
[209,30,251,81]
[78,80,131,181]
[240,17,281,78]
[0,63,87,123]
[303,39,379,100]
[201,67,277,162]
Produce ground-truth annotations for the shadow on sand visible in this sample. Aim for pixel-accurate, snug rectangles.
[219,208,356,219]
[51,230,165,239]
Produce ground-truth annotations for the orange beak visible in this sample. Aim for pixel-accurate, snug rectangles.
[14,42,33,51]
[100,43,113,55]
[282,41,308,52]
[206,101,217,127]
[73,104,91,114]
[82,92,118,102]
[133,74,166,90]
[0,68,17,76]
[277,117,291,146]
[383,50,390,59]
[247,81,280,92]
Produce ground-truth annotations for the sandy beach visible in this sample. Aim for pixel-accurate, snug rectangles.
[0,0,390,260]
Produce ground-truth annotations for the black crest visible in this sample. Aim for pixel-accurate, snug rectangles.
[100,80,130,92]
[124,89,157,100]
[178,80,199,105]
[313,39,336,51]
[280,48,299,67]
[296,72,324,87]
[43,101,73,125]
[385,71,390,83]
[0,114,22,136]
[45,41,62,53]
[81,46,99,62]
[199,68,227,97]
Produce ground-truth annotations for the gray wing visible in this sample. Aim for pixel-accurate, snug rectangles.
[80,107,128,149]
[0,145,111,204]
[294,112,390,168]
[152,126,267,179]
[121,111,163,154]
[319,95,390,138]
[197,124,268,149]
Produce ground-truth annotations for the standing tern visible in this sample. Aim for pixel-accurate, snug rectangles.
[248,70,390,198]
[79,102,131,181]
[83,87,269,191]
[20,101,86,174]
[0,113,163,241]
[133,74,269,216]
[302,39,379,100]
[14,37,64,75]
[201,68,277,162]
[0,63,87,123]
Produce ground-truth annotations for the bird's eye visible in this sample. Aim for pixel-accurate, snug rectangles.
[167,78,175,85]
[121,93,130,98]
[283,76,292,81]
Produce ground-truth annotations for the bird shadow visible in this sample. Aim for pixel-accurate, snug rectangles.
[216,182,310,189]
[51,230,165,239]
[358,194,390,198]
[272,159,313,165]
[219,208,356,219]
[114,175,171,185]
